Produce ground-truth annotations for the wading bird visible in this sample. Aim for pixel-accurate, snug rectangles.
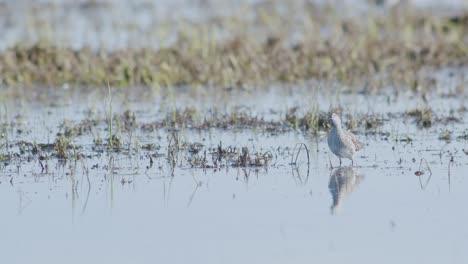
[327,113,363,166]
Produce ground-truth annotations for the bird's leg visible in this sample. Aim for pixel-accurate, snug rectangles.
[328,155,334,170]
[352,159,354,166]
[339,158,342,166]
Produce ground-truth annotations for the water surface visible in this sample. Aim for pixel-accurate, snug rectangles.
[0,87,467,264]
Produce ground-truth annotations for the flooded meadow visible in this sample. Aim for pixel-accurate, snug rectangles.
[1,82,467,263]
[1,0,468,264]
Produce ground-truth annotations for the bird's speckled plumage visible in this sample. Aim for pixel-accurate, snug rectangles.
[327,113,363,165]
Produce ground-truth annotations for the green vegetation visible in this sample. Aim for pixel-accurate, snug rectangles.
[54,135,70,159]
[1,8,467,91]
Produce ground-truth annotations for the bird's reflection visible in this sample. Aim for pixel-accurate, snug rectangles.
[328,166,364,214]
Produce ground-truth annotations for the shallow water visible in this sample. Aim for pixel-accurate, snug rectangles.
[1,131,467,263]
[0,86,467,263]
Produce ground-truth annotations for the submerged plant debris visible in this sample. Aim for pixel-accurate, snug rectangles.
[0,103,464,169]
